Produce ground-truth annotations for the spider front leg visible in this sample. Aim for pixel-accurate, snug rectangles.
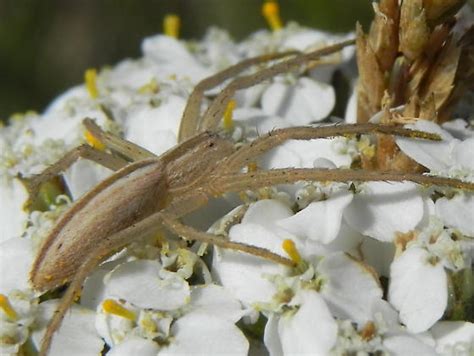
[24,119,156,208]
[24,144,128,208]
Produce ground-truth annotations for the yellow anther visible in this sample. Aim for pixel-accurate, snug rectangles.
[138,78,159,94]
[102,299,136,320]
[163,14,181,38]
[0,294,18,321]
[282,239,302,265]
[247,162,258,172]
[360,321,376,341]
[84,68,99,99]
[84,130,105,151]
[262,1,283,31]
[223,99,237,131]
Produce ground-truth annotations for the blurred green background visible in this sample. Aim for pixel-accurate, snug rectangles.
[0,0,375,120]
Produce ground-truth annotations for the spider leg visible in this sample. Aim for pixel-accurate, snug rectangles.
[220,123,442,173]
[178,51,299,142]
[160,212,294,267]
[213,168,474,192]
[199,39,355,133]
[24,119,161,207]
[23,144,128,208]
[83,118,156,161]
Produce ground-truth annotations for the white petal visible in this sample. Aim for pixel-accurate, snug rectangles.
[358,237,395,277]
[260,142,303,169]
[277,191,353,243]
[212,223,285,305]
[0,237,34,293]
[344,88,357,124]
[44,85,88,114]
[263,314,284,356]
[318,252,383,324]
[395,120,456,171]
[261,78,335,125]
[234,83,267,108]
[452,138,474,171]
[389,247,447,332]
[189,284,244,323]
[435,193,474,236]
[159,313,248,356]
[278,291,337,355]
[442,119,474,140]
[63,159,113,200]
[141,35,210,82]
[431,321,474,355]
[108,336,159,356]
[0,178,29,243]
[262,138,352,170]
[383,333,437,356]
[344,181,424,242]
[242,199,293,228]
[124,95,185,155]
[81,260,124,310]
[282,30,329,51]
[32,300,103,356]
[105,260,190,311]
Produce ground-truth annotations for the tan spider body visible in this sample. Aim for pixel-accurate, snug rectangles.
[28,40,473,355]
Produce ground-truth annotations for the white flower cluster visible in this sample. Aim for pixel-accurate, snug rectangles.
[1,21,473,356]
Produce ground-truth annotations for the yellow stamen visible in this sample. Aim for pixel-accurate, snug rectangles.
[84,130,106,151]
[0,294,18,321]
[138,78,159,94]
[102,299,136,320]
[247,162,258,172]
[163,14,180,38]
[360,321,376,341]
[223,99,236,131]
[84,68,99,99]
[262,1,283,31]
[282,239,301,265]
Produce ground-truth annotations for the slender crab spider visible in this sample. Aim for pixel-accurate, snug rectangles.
[28,39,473,355]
